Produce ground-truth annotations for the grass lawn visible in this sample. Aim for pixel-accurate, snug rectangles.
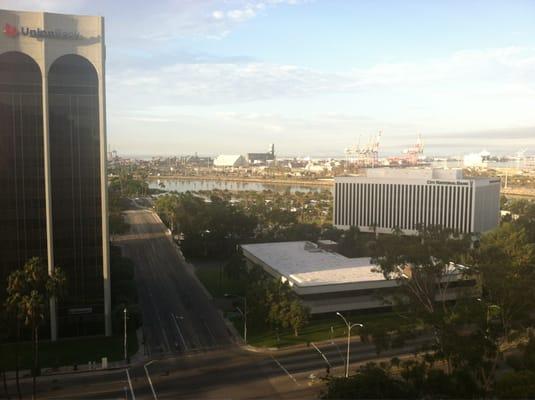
[0,331,138,371]
[193,258,421,349]
[194,260,247,298]
[230,311,419,348]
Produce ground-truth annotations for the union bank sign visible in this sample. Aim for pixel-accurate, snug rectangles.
[3,23,84,40]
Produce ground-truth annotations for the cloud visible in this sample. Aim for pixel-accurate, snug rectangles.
[0,0,89,13]
[1,0,307,41]
[429,126,535,141]
[108,46,535,106]
[109,62,348,105]
[350,47,535,89]
[209,0,308,23]
[104,43,535,156]
[212,10,225,20]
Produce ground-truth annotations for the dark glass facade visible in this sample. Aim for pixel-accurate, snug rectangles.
[49,55,104,335]
[0,52,47,301]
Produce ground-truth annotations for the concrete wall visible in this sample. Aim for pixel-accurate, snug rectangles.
[473,180,501,232]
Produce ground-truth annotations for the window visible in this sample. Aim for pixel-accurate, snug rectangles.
[0,52,47,298]
[49,55,103,329]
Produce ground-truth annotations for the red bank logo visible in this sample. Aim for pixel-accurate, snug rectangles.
[2,23,85,40]
[3,23,18,37]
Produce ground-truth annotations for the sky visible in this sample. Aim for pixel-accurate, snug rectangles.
[3,0,535,157]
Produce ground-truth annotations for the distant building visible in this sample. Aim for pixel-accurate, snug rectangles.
[305,160,333,173]
[246,143,275,164]
[334,168,500,235]
[213,154,247,167]
[241,241,475,314]
[463,150,490,168]
[180,154,213,167]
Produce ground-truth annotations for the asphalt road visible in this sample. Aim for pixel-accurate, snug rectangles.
[6,336,429,399]
[118,209,235,355]
[4,207,430,399]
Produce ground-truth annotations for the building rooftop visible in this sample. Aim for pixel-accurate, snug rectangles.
[365,168,464,180]
[317,239,338,245]
[336,168,500,186]
[213,154,245,166]
[241,241,385,287]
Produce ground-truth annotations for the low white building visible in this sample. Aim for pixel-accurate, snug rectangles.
[463,150,490,168]
[213,154,247,167]
[241,241,476,314]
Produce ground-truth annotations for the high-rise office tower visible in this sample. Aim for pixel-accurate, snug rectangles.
[0,9,111,339]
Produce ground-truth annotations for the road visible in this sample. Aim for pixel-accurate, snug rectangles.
[117,209,235,355]
[7,336,429,399]
[4,208,430,399]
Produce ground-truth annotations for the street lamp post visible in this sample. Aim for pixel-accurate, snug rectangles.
[123,307,128,363]
[225,293,247,344]
[243,296,247,344]
[336,312,363,378]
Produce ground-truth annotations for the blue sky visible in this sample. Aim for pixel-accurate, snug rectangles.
[4,0,535,156]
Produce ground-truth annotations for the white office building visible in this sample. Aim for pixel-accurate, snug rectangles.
[241,241,476,314]
[334,168,500,235]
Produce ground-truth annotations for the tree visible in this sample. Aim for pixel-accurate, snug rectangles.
[5,258,66,399]
[370,226,474,373]
[321,359,482,399]
[262,279,310,337]
[337,226,373,257]
[495,370,535,399]
[471,222,535,340]
[320,225,343,242]
[265,281,289,333]
[157,193,258,258]
[321,363,415,399]
[154,194,180,232]
[287,300,309,337]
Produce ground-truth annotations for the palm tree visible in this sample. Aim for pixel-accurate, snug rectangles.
[5,257,66,399]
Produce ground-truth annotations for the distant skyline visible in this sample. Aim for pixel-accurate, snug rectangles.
[5,0,535,156]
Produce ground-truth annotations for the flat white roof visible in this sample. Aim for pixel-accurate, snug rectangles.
[241,241,385,287]
[365,168,463,180]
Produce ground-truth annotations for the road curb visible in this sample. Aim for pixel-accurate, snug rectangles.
[4,363,135,381]
[238,329,430,354]
[240,335,363,354]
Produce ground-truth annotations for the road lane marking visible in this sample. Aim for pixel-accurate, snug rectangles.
[311,342,332,368]
[144,278,171,353]
[126,369,136,400]
[270,355,300,386]
[144,360,158,400]
[142,257,171,352]
[171,313,188,351]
